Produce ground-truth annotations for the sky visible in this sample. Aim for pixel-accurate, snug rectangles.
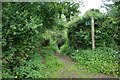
[79,0,114,15]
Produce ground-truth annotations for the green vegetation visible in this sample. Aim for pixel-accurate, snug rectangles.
[70,47,118,76]
[2,53,62,78]
[67,8,119,49]
[2,1,119,78]
[50,56,95,78]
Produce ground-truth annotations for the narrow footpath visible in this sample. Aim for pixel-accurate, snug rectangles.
[50,51,115,78]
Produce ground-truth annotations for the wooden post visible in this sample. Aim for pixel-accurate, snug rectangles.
[91,17,95,50]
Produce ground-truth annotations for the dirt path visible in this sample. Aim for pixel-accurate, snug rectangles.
[50,51,115,78]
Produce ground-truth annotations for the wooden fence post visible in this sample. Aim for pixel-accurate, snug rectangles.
[91,17,95,50]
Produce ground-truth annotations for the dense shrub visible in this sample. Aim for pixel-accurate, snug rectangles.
[67,18,91,49]
[67,9,119,50]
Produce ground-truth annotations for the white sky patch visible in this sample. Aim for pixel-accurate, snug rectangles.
[79,0,112,15]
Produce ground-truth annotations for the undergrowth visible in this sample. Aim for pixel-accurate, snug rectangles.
[61,46,119,77]
[2,53,62,78]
